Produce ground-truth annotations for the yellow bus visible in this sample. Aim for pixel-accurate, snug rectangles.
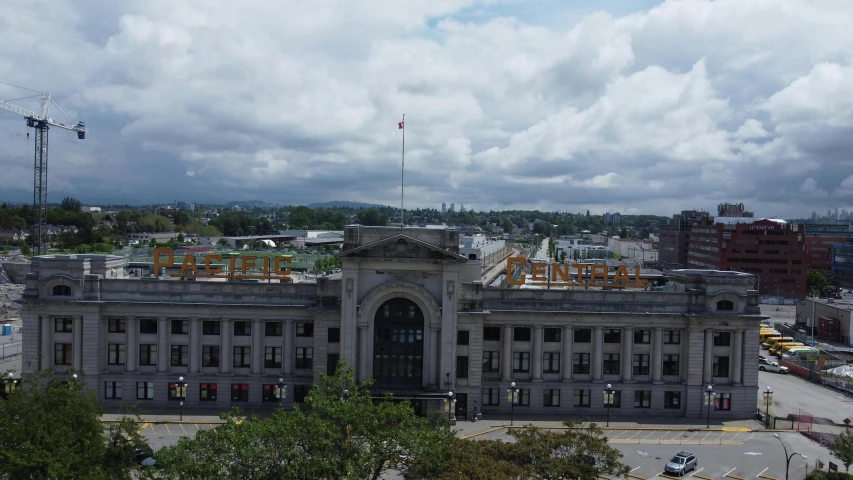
[771,342,803,356]
[760,330,780,342]
[762,336,793,350]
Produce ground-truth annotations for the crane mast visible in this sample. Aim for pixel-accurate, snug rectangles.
[0,91,86,255]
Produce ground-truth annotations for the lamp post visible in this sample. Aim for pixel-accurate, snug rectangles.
[705,385,714,429]
[763,387,773,428]
[3,372,17,397]
[445,391,455,425]
[177,376,187,421]
[773,433,807,480]
[603,384,615,427]
[277,377,286,409]
[506,381,519,426]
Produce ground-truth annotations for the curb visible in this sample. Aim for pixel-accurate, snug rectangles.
[725,474,748,480]
[758,475,781,480]
[103,419,227,425]
[693,475,714,480]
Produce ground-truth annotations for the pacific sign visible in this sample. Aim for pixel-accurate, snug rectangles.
[506,257,649,288]
[153,248,292,280]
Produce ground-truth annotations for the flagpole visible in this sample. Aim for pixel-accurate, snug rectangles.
[400,114,405,227]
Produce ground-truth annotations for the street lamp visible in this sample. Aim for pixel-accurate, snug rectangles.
[773,433,808,480]
[3,372,17,397]
[603,384,615,427]
[705,385,714,428]
[277,377,286,409]
[176,376,187,421]
[506,381,519,426]
[763,387,773,428]
[445,391,456,424]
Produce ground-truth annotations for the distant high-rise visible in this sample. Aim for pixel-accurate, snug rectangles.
[602,212,622,225]
[441,202,447,214]
[460,205,466,213]
[658,209,709,269]
[717,203,753,217]
[449,203,455,213]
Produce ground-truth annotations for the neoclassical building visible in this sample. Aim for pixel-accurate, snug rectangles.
[21,226,764,419]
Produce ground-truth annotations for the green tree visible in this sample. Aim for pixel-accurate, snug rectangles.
[176,233,185,243]
[356,208,388,226]
[829,431,853,473]
[406,437,527,480]
[620,226,627,238]
[502,218,514,234]
[807,268,830,296]
[60,197,82,212]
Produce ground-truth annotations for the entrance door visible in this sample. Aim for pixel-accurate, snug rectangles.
[373,298,424,387]
[455,393,468,420]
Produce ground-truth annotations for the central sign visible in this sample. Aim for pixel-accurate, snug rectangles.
[153,248,292,280]
[506,257,649,288]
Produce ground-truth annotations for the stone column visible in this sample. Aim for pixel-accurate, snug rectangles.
[358,326,369,382]
[72,316,83,371]
[251,319,263,375]
[622,327,634,382]
[126,316,138,372]
[157,317,169,373]
[220,319,233,375]
[592,326,603,383]
[41,316,53,370]
[432,329,440,387]
[280,322,288,376]
[532,326,544,382]
[561,326,573,382]
[283,320,294,376]
[189,318,200,374]
[501,325,513,381]
[652,327,663,384]
[732,330,743,385]
[703,329,714,385]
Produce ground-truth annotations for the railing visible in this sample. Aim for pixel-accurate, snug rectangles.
[0,342,22,360]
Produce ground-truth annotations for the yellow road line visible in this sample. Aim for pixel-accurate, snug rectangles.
[179,423,187,435]
[164,424,172,435]
[682,431,700,443]
[758,476,781,480]
[626,474,645,480]
[460,427,505,440]
[692,475,714,480]
[641,431,658,441]
[659,474,681,480]
[598,476,611,480]
[137,422,149,435]
[725,474,747,480]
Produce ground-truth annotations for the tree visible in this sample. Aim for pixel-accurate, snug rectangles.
[619,226,628,238]
[829,431,853,473]
[406,437,527,480]
[807,268,830,296]
[60,197,82,212]
[217,238,229,246]
[356,208,388,226]
[176,233,184,243]
[502,218,514,234]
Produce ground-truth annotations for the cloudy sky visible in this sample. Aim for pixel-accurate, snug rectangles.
[0,0,852,217]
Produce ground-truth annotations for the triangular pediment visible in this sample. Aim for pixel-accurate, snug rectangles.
[336,234,468,262]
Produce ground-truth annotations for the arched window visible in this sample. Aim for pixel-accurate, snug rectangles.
[52,285,71,296]
[716,300,734,311]
[373,298,424,387]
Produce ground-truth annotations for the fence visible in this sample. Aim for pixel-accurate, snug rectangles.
[797,409,814,432]
[0,342,21,360]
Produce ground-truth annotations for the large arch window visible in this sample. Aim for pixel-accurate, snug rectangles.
[52,285,71,296]
[373,298,424,387]
[716,300,734,311]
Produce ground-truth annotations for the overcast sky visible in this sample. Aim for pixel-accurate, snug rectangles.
[0,0,852,217]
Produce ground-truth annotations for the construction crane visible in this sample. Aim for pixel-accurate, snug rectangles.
[0,91,86,255]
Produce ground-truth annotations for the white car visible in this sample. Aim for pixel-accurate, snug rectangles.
[759,362,789,374]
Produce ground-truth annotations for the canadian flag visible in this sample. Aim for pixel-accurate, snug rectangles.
[398,121,404,129]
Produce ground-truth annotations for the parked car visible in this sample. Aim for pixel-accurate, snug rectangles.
[665,452,697,476]
[758,357,770,365]
[759,362,789,374]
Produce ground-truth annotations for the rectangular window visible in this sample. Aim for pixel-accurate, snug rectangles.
[543,352,560,374]
[265,321,283,336]
[664,391,681,409]
[715,393,732,411]
[264,347,282,369]
[713,332,732,347]
[202,321,220,335]
[456,356,469,379]
[663,354,680,376]
[634,329,651,344]
[483,326,501,341]
[296,322,314,337]
[107,344,126,365]
[513,327,531,342]
[512,352,530,373]
[104,381,122,400]
[54,343,72,365]
[544,327,561,343]
[328,327,341,343]
[633,354,650,375]
[295,347,313,369]
[171,319,189,335]
[482,351,500,373]
[54,317,73,333]
[262,384,282,402]
[482,388,500,406]
[233,346,251,368]
[168,382,187,401]
[573,353,590,374]
[603,353,620,375]
[713,356,730,377]
[231,383,249,402]
[139,319,157,334]
[634,390,651,408]
[327,353,340,375]
[517,389,530,406]
[233,321,251,336]
[136,382,154,400]
[170,345,188,366]
[574,328,591,343]
[202,345,220,367]
[108,318,126,333]
[544,389,560,407]
[199,383,217,401]
[664,330,681,344]
[457,330,470,346]
[603,329,622,343]
[139,344,157,366]
[573,389,591,407]
[606,390,622,408]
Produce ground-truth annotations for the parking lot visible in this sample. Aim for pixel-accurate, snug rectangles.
[605,430,749,446]
[139,422,222,450]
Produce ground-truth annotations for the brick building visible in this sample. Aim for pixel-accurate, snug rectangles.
[659,210,709,270]
[806,237,847,270]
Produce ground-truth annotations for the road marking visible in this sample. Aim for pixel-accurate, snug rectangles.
[701,431,713,442]
[692,475,714,480]
[179,423,187,435]
[625,474,644,480]
[164,424,172,435]
[758,475,780,480]
[744,452,762,456]
[193,424,200,430]
[137,422,149,435]
[724,468,736,478]
[659,473,680,480]
[641,431,657,441]
[692,467,704,475]
[631,467,642,472]
[757,468,768,478]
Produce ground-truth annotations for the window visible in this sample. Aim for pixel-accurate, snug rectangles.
[139,319,157,334]
[233,321,251,336]
[294,385,310,403]
[171,345,188,366]
[199,383,217,401]
[107,344,126,365]
[544,352,560,374]
[171,319,189,334]
[483,326,501,341]
[296,322,314,337]
[456,356,469,379]
[168,382,187,401]
[544,389,560,407]
[664,391,681,409]
[513,352,530,373]
[714,332,732,347]
[295,347,313,369]
[634,390,651,408]
[713,356,730,377]
[139,344,157,366]
[664,330,681,344]
[327,353,340,375]
[574,328,591,343]
[574,389,591,407]
[604,329,622,343]
[54,343,72,365]
[482,388,500,406]
[54,318,72,333]
[634,329,651,344]
[663,354,679,376]
[457,330,470,346]
[715,393,732,411]
[262,384,283,402]
[233,346,251,368]
[202,321,220,335]
[513,327,531,342]
[108,318,126,333]
[136,382,154,400]
[516,389,530,406]
[544,328,561,343]
[633,354,650,375]
[264,347,282,369]
[104,381,122,400]
[482,352,500,373]
[603,353,620,375]
[328,327,341,343]
[231,383,249,402]
[202,345,219,367]
[573,353,590,374]
[265,321,283,336]
[716,300,734,311]
[52,284,71,296]
[606,390,622,408]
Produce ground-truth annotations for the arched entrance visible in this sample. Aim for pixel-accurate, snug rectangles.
[373,298,424,387]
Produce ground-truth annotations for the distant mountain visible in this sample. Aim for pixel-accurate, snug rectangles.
[307,201,386,209]
[224,200,278,208]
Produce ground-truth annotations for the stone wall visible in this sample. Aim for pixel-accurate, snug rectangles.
[0,262,31,284]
